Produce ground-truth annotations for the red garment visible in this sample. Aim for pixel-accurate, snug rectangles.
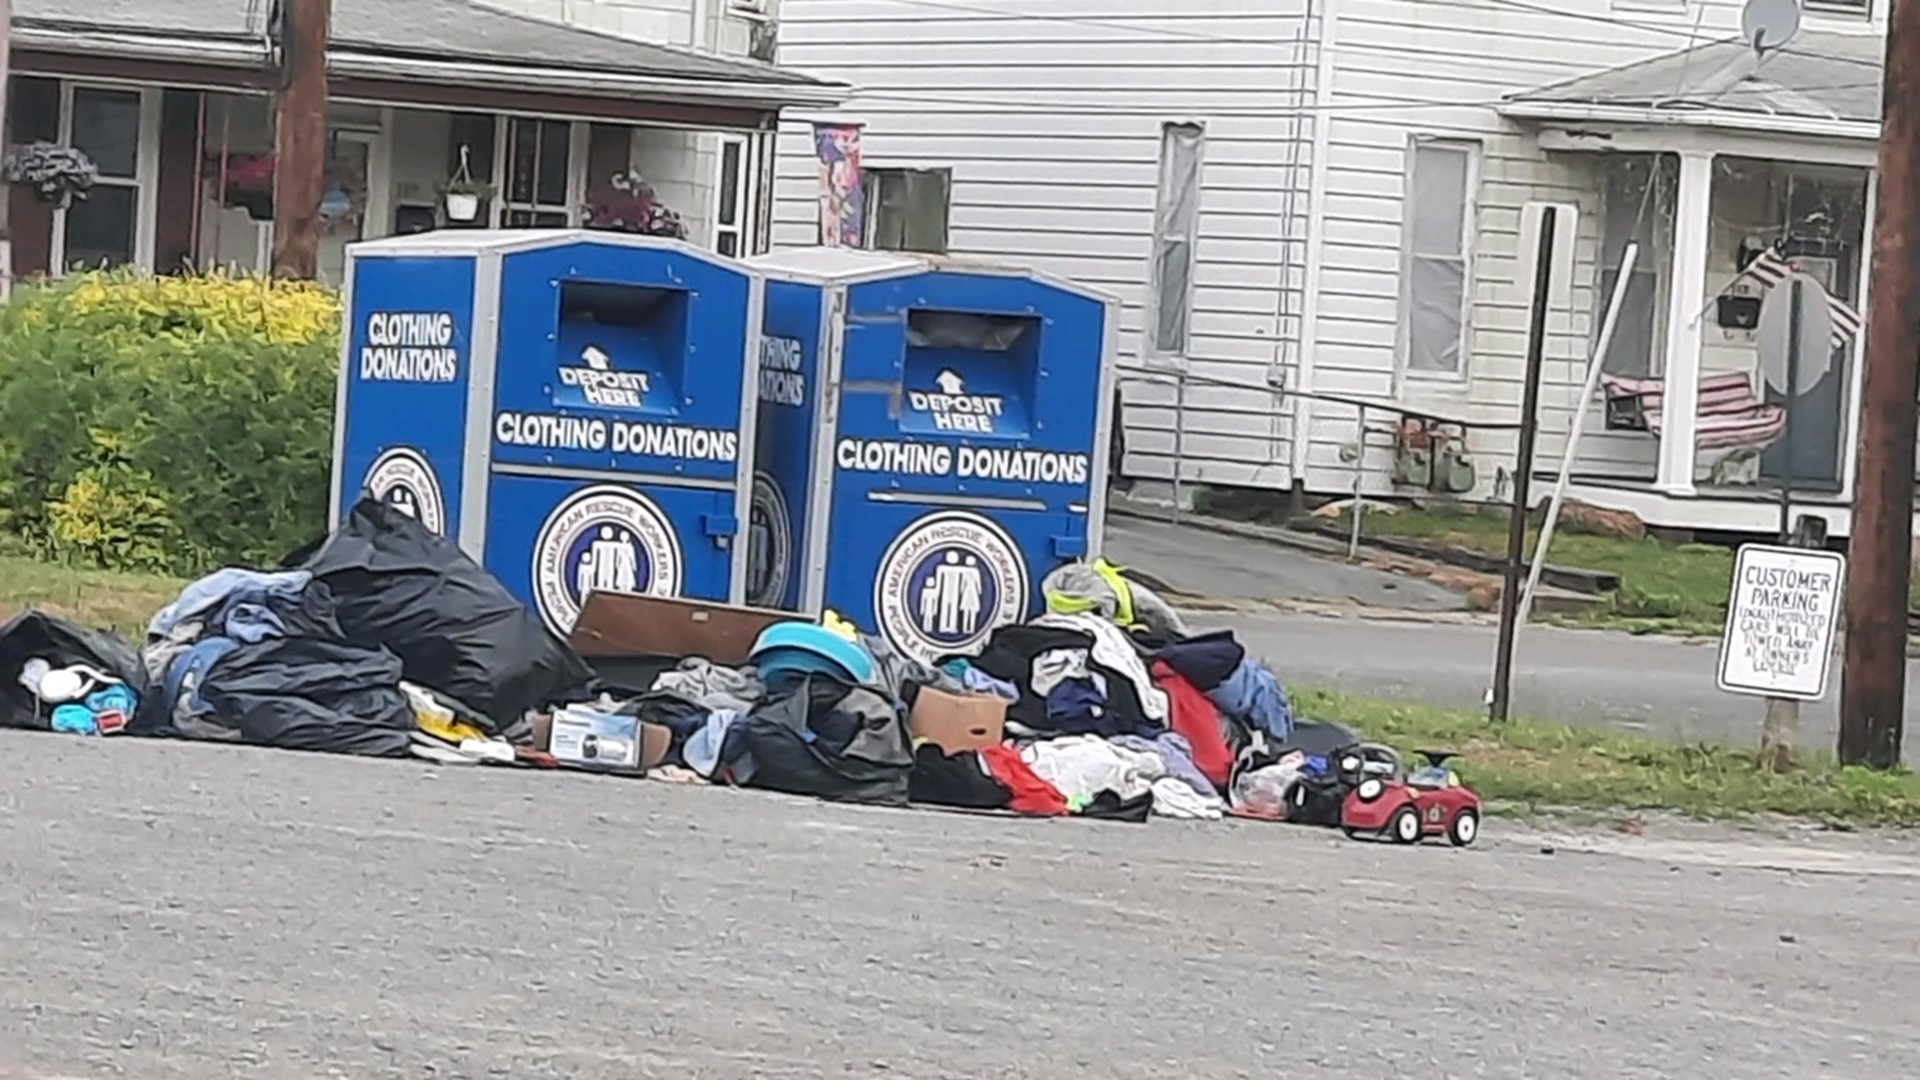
[978,745,1071,816]
[1151,660,1232,787]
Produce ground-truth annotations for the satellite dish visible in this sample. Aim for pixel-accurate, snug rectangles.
[1741,0,1802,54]
[1757,270,1834,397]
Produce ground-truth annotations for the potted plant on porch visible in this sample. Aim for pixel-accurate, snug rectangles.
[584,171,687,239]
[1,143,98,208]
[215,153,276,221]
[440,145,493,224]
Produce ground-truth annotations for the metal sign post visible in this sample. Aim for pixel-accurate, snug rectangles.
[1749,269,1835,767]
[1489,202,1575,722]
[1756,271,1831,542]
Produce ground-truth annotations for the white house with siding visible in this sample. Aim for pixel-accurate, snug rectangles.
[768,0,1897,537]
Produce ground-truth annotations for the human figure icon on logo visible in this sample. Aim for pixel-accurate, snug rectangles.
[918,549,987,639]
[958,555,984,632]
[386,485,418,520]
[576,525,644,600]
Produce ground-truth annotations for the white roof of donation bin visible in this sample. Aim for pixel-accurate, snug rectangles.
[346,229,751,269]
[747,246,1117,303]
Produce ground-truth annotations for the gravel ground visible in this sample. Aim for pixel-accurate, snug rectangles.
[4,732,1919,1079]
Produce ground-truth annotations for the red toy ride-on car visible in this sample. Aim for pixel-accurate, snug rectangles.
[1339,749,1480,846]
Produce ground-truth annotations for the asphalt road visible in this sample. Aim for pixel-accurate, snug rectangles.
[1104,515,1467,612]
[6,733,1919,1078]
[1216,609,1806,747]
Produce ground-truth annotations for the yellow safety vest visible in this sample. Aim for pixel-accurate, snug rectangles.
[1046,557,1138,629]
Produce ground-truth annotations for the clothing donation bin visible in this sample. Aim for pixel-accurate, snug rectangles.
[742,247,1117,665]
[331,230,763,637]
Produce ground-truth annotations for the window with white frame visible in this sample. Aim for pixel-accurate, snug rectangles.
[1147,122,1205,357]
[862,167,951,255]
[499,117,578,228]
[712,135,752,257]
[1402,139,1477,377]
[57,85,153,272]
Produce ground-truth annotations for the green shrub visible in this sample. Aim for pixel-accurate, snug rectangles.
[45,429,190,573]
[0,269,340,574]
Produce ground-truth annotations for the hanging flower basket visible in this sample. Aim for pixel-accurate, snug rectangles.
[440,144,492,225]
[585,172,688,239]
[2,143,98,207]
[444,188,486,223]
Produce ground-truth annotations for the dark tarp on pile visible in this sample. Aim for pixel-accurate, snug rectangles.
[743,673,915,805]
[292,497,597,730]
[196,636,415,757]
[0,611,146,731]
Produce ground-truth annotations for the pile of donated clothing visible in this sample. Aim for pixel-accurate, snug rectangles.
[0,497,1358,831]
[609,557,1353,824]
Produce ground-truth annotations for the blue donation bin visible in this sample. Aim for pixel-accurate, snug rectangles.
[331,230,763,636]
[742,248,1118,664]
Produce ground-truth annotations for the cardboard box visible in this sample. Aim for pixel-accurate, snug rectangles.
[909,687,1007,753]
[548,706,672,773]
[569,592,803,666]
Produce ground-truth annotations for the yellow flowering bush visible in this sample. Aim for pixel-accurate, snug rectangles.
[45,430,187,574]
[0,269,341,573]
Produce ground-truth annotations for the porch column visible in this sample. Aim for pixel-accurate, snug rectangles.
[1656,149,1713,495]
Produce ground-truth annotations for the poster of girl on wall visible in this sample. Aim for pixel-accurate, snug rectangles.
[812,122,866,247]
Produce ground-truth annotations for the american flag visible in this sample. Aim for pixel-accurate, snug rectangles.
[1739,248,1863,352]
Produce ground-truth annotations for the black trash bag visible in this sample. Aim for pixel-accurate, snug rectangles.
[293,497,598,731]
[0,611,147,730]
[196,636,416,757]
[1282,720,1362,759]
[742,673,914,805]
[908,743,1012,811]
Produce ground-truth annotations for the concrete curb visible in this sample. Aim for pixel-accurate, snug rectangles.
[1110,499,1351,560]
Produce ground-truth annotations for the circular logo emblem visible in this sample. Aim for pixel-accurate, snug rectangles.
[875,510,1029,665]
[532,485,683,637]
[364,447,446,536]
[745,472,792,609]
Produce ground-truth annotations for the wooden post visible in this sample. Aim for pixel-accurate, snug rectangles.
[1840,0,1920,769]
[1,0,13,299]
[271,0,331,281]
[1758,515,1828,772]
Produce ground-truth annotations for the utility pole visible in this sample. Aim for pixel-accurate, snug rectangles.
[1839,0,1920,770]
[271,0,331,280]
[1,0,14,300]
